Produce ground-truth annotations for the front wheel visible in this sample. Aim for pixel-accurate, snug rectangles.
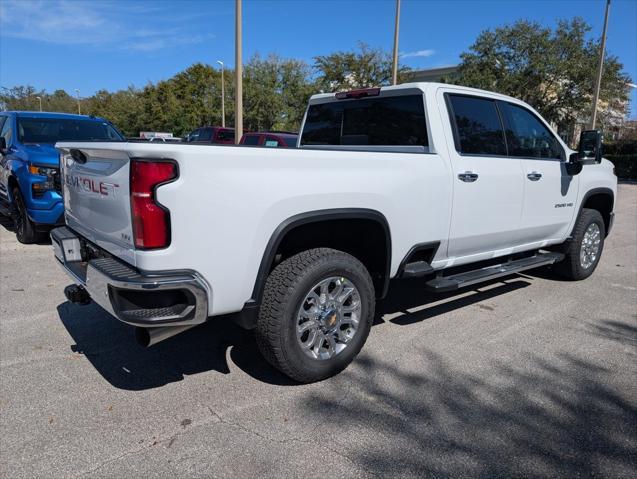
[554,208,605,280]
[12,187,41,244]
[256,248,375,383]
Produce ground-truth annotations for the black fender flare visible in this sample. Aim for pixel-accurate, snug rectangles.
[576,187,614,236]
[248,208,392,308]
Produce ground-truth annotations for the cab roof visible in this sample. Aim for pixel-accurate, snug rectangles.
[308,82,522,105]
[5,111,107,122]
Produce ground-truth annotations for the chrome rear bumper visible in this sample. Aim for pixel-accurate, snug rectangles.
[51,226,209,327]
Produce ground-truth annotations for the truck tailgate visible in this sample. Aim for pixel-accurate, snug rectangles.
[58,146,135,265]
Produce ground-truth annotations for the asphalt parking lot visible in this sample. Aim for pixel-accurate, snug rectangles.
[1,184,636,478]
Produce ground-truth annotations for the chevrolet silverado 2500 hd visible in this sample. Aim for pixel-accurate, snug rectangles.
[51,83,617,383]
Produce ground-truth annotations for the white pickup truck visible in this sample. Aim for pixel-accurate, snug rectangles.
[52,82,617,382]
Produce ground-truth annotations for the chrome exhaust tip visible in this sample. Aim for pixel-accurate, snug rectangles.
[135,324,196,347]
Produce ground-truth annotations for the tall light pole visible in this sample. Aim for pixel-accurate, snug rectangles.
[217,60,225,128]
[74,89,81,115]
[391,0,401,85]
[590,0,611,129]
[35,96,42,112]
[234,0,243,144]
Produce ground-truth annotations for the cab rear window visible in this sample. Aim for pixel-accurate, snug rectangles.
[301,95,428,148]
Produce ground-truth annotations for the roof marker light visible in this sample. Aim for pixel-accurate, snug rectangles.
[335,88,381,100]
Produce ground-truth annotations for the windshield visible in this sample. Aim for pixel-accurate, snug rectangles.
[17,118,124,144]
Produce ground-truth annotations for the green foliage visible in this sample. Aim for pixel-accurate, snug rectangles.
[604,139,637,155]
[606,154,637,179]
[1,56,313,137]
[244,54,313,131]
[456,18,631,133]
[0,86,78,113]
[2,23,629,140]
[314,42,411,92]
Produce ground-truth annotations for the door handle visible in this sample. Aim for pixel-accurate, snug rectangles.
[458,171,479,182]
[527,172,542,181]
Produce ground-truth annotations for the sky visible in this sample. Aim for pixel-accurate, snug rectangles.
[1,0,636,117]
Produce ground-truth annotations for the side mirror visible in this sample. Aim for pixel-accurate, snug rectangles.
[0,137,6,155]
[578,129,603,163]
[566,152,583,175]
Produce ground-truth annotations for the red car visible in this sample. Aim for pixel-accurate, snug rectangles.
[185,127,235,145]
[240,131,298,148]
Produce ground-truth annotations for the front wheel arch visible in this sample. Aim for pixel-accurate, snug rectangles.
[577,188,614,237]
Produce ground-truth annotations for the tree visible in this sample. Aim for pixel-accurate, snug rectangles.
[456,18,631,134]
[314,42,411,92]
[88,87,145,137]
[244,54,313,131]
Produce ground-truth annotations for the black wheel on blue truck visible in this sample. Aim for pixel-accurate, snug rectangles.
[12,186,40,244]
[256,248,375,383]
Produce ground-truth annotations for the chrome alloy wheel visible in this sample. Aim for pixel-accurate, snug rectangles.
[296,276,362,360]
[580,223,601,269]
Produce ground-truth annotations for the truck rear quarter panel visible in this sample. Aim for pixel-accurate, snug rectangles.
[130,143,452,316]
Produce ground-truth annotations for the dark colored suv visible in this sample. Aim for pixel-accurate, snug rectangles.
[185,127,235,145]
[240,132,298,148]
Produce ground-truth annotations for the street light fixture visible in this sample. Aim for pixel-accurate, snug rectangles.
[391,0,401,85]
[590,0,611,129]
[35,96,42,112]
[74,89,81,115]
[217,60,225,128]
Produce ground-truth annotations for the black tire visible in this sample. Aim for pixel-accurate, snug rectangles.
[554,208,605,280]
[256,248,375,383]
[12,187,40,244]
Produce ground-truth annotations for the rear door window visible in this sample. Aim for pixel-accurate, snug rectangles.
[447,94,507,156]
[282,136,298,147]
[216,129,234,142]
[265,136,281,147]
[243,134,260,145]
[187,129,201,142]
[198,128,213,141]
[301,95,428,148]
[500,103,563,159]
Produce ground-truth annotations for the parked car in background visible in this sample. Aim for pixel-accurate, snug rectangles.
[149,137,182,143]
[185,127,235,144]
[240,131,298,147]
[0,111,124,243]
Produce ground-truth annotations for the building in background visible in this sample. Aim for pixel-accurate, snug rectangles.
[410,65,460,83]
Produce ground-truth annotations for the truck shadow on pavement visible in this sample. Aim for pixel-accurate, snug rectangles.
[298,338,637,477]
[0,213,15,232]
[56,275,533,390]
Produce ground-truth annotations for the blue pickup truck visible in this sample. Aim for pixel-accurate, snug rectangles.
[0,111,124,243]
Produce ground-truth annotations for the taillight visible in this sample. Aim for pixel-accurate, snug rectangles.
[130,160,177,249]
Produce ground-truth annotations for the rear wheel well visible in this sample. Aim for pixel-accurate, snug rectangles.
[582,192,613,236]
[258,215,391,301]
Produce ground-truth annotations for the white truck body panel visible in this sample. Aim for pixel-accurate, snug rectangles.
[61,148,135,265]
[56,82,618,319]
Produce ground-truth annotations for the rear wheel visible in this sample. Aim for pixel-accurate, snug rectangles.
[12,187,40,244]
[256,248,375,383]
[555,208,605,280]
